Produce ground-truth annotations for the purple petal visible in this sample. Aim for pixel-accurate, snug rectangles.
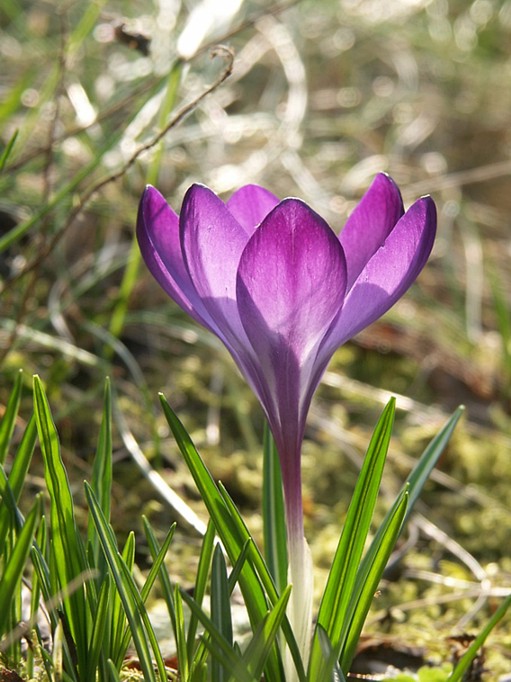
[339,173,404,289]
[236,199,347,453]
[226,184,280,235]
[326,195,436,349]
[180,183,251,343]
[137,186,210,326]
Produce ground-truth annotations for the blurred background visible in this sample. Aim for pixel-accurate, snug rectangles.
[1,0,511,672]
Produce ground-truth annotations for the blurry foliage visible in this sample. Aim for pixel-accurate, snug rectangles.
[1,0,511,675]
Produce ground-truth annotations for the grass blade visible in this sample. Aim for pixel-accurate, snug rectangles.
[338,487,409,671]
[448,592,511,682]
[85,482,160,682]
[0,129,18,172]
[310,399,395,677]
[0,370,23,464]
[262,423,288,596]
[180,590,252,682]
[211,545,233,682]
[0,494,41,639]
[240,584,292,682]
[32,375,89,673]
[159,393,289,682]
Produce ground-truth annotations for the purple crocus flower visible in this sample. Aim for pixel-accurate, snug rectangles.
[137,173,436,665]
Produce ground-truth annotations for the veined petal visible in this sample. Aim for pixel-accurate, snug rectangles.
[137,186,210,326]
[237,198,347,364]
[340,173,404,289]
[236,199,347,446]
[326,195,436,349]
[226,184,280,235]
[180,183,250,341]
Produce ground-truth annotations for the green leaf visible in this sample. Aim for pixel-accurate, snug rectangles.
[85,483,159,682]
[187,520,216,663]
[174,584,190,681]
[311,399,395,678]
[448,592,511,681]
[89,378,113,563]
[0,494,41,638]
[0,129,18,172]
[315,625,348,682]
[211,545,233,682]
[339,487,408,670]
[262,423,288,596]
[159,393,290,682]
[240,584,292,682]
[180,590,252,682]
[0,370,23,464]
[32,375,89,673]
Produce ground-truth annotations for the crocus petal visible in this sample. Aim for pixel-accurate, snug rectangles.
[326,195,436,350]
[137,186,211,327]
[180,183,251,345]
[226,184,280,235]
[339,173,404,289]
[237,198,347,454]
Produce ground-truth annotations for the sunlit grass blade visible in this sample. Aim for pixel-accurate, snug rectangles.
[173,583,190,681]
[159,398,265,607]
[142,516,178,640]
[262,423,288,595]
[0,416,36,546]
[448,592,511,682]
[89,378,113,565]
[0,494,41,639]
[402,406,464,525]
[85,482,159,682]
[316,626,348,682]
[338,487,408,671]
[180,590,253,682]
[0,129,18,172]
[211,544,233,682]
[159,393,289,682]
[187,520,216,663]
[218,482,305,682]
[0,370,23,464]
[88,573,112,680]
[239,584,292,682]
[310,399,395,678]
[32,375,89,672]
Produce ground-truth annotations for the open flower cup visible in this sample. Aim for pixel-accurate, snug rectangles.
[137,174,437,676]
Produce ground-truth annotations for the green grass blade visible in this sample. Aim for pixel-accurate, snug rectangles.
[89,379,113,562]
[0,370,23,464]
[174,584,190,681]
[32,375,89,672]
[218,483,305,682]
[262,423,288,595]
[88,574,112,679]
[211,545,233,682]
[85,482,161,682]
[310,399,395,678]
[180,590,252,682]
[142,516,178,640]
[0,494,41,638]
[339,488,409,671]
[0,415,36,547]
[187,520,216,662]
[315,626,348,682]
[448,592,511,682]
[240,584,292,682]
[0,129,18,172]
[158,396,267,614]
[403,406,465,524]
[159,393,290,682]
